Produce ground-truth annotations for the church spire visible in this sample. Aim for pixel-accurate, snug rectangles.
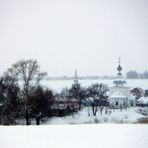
[74,69,78,84]
[113,57,126,86]
[117,57,122,78]
[72,69,80,89]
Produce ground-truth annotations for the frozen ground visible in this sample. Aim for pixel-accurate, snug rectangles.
[0,124,148,148]
[16,107,147,125]
[45,107,146,124]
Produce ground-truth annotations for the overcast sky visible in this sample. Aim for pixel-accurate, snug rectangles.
[0,0,148,77]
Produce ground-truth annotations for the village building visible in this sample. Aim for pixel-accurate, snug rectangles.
[50,98,79,117]
[130,87,144,100]
[137,96,148,106]
[108,58,136,108]
[50,70,79,116]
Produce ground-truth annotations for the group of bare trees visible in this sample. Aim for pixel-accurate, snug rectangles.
[87,83,109,116]
[0,59,53,125]
[60,83,109,116]
[126,70,148,79]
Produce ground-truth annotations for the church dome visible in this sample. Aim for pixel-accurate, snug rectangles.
[117,65,122,72]
[113,79,126,86]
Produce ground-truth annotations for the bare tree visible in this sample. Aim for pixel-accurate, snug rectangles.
[5,59,47,125]
[87,83,108,116]
[68,85,87,110]
[77,88,87,110]
[60,87,70,99]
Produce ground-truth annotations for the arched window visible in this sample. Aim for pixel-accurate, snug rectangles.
[131,101,133,106]
[116,101,118,106]
[123,102,125,106]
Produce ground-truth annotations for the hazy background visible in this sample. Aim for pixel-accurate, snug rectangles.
[0,0,148,77]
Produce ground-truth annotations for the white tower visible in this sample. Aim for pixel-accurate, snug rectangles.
[72,69,80,88]
[74,69,79,84]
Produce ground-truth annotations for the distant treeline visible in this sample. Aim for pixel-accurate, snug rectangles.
[46,76,117,80]
[46,76,102,80]
[126,70,148,79]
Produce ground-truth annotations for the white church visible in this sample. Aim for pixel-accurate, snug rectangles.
[108,58,136,109]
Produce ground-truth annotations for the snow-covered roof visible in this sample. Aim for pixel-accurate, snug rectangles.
[110,91,127,99]
[137,97,148,104]
[113,79,127,87]
[130,87,144,93]
[85,97,94,102]
[113,80,126,84]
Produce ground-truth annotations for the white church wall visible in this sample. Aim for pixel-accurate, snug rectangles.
[109,86,131,97]
[109,97,128,108]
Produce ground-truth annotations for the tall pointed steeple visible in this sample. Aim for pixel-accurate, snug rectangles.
[74,69,79,84]
[72,69,80,89]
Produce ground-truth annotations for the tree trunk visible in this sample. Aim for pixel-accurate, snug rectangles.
[26,118,30,125]
[79,99,82,110]
[36,117,40,125]
[92,105,97,116]
[25,109,31,125]
[100,106,103,115]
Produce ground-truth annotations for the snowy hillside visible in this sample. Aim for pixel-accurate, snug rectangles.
[0,124,148,148]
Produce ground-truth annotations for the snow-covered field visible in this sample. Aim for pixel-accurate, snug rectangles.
[44,107,146,124]
[0,124,148,148]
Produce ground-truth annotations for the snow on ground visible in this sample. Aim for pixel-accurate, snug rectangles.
[16,107,146,125]
[0,124,148,148]
[45,107,146,124]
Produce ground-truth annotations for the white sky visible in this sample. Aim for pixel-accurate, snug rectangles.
[0,0,148,77]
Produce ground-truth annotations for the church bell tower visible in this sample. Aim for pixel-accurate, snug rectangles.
[117,57,122,78]
[72,69,80,89]
[113,57,126,87]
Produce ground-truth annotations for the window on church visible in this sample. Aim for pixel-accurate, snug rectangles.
[116,101,118,106]
[123,102,125,106]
